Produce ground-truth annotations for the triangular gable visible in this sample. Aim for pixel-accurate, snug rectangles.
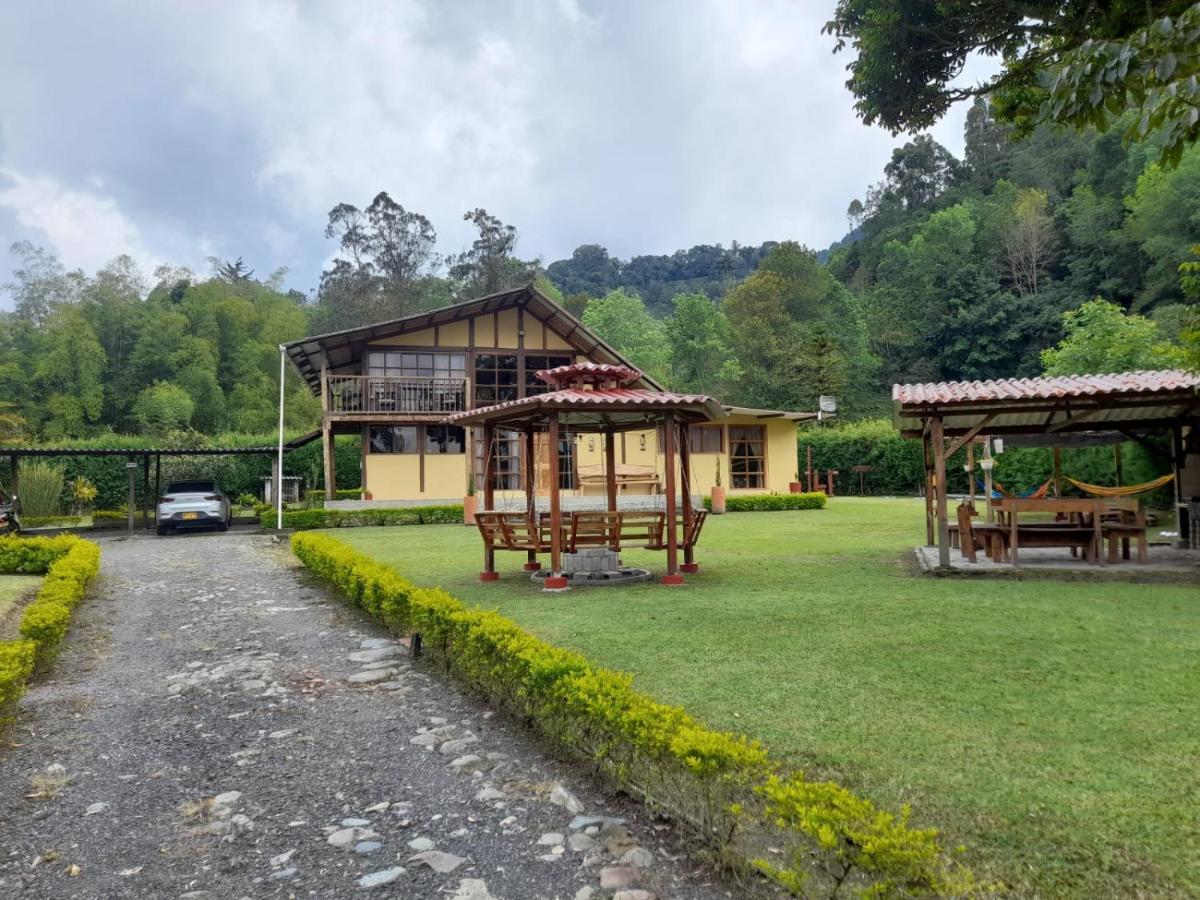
[284,283,663,395]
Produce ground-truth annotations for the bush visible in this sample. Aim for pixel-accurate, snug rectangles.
[263,505,463,530]
[291,532,975,896]
[0,535,100,719]
[17,460,66,518]
[20,515,84,529]
[91,509,128,527]
[704,492,827,512]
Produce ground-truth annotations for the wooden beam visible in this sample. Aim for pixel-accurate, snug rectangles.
[931,415,950,568]
[662,413,680,580]
[945,413,997,458]
[482,423,496,578]
[1047,405,1107,433]
[679,421,695,568]
[548,414,563,576]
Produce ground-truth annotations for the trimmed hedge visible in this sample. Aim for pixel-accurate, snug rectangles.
[291,532,979,897]
[262,505,463,530]
[0,535,101,719]
[706,492,827,512]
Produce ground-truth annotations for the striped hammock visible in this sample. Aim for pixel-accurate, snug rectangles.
[1064,473,1175,497]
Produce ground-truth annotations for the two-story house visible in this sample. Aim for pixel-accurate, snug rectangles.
[282,284,818,503]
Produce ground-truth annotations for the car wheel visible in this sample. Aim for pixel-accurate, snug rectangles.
[217,520,228,532]
[157,524,170,536]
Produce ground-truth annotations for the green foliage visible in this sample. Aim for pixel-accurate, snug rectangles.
[263,504,463,530]
[292,531,972,896]
[704,492,827,512]
[580,289,670,383]
[0,640,36,718]
[1040,298,1185,374]
[0,536,100,715]
[16,461,65,518]
[69,476,98,510]
[664,292,741,395]
[824,0,1198,168]
[132,381,195,434]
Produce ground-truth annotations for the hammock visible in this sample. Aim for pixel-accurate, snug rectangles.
[975,477,1053,500]
[1064,473,1174,497]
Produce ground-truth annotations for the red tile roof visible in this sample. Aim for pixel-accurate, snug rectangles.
[446,387,725,425]
[536,362,641,387]
[892,370,1199,407]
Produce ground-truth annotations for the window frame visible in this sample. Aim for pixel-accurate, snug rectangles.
[729,425,766,489]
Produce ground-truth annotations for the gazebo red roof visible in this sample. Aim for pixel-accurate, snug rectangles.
[446,363,726,431]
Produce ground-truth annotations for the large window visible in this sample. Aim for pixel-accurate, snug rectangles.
[368,426,418,454]
[368,425,464,455]
[425,425,465,455]
[474,429,521,490]
[523,354,573,395]
[474,354,519,406]
[729,425,765,489]
[368,351,465,378]
[687,425,723,454]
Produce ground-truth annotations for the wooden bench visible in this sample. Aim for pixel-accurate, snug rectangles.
[474,512,548,553]
[478,509,708,556]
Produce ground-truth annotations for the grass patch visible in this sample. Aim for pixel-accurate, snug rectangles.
[327,498,1199,897]
[0,576,43,639]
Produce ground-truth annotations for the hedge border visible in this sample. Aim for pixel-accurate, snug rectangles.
[705,492,827,512]
[261,505,463,531]
[291,531,982,897]
[0,535,101,720]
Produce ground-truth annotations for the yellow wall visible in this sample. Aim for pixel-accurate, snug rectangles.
[568,418,797,496]
[365,454,467,501]
[439,319,469,346]
[495,308,520,348]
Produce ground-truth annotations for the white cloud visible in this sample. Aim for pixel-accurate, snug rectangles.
[0,167,162,274]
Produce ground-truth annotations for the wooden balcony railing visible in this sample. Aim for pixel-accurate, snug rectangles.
[326,375,467,415]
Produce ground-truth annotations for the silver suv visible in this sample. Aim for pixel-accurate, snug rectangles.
[157,480,232,536]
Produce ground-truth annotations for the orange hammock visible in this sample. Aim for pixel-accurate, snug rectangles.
[984,477,1053,499]
[1065,473,1175,497]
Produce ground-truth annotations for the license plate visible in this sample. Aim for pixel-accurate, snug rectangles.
[182,512,199,520]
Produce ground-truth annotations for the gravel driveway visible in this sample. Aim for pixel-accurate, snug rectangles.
[0,531,740,900]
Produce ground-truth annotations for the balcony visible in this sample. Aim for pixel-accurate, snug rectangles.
[327,375,467,417]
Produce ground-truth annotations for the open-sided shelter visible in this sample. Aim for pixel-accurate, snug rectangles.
[893,370,1200,566]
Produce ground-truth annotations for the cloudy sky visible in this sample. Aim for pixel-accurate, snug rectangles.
[0,1,993,299]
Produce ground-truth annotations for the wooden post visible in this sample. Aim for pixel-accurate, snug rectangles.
[126,459,136,534]
[142,454,150,529]
[662,413,682,584]
[931,416,950,568]
[321,362,335,500]
[481,424,497,580]
[523,424,539,571]
[154,455,161,527]
[1113,443,1123,487]
[545,414,568,588]
[806,445,814,493]
[679,420,697,572]
[967,440,976,505]
[1053,445,1063,498]
[922,427,935,545]
[604,430,618,513]
[8,454,16,498]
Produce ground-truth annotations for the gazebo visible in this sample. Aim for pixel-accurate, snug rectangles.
[446,362,727,587]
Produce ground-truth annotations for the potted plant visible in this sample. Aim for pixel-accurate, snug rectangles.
[711,458,726,514]
[789,470,803,493]
[463,472,477,525]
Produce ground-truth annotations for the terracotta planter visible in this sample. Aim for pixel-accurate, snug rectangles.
[463,495,477,525]
[710,485,726,514]
[789,481,803,493]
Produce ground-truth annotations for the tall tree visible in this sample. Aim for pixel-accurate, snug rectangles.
[825,1,1200,166]
[664,292,741,396]
[448,208,538,298]
[1040,298,1184,374]
[579,289,669,383]
[1002,189,1056,296]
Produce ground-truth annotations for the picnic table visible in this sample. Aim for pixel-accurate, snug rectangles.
[957,497,1149,566]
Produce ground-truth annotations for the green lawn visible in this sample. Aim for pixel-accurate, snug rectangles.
[326,499,1199,896]
[0,575,42,639]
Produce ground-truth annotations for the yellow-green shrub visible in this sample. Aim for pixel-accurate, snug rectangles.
[0,640,36,716]
[291,532,978,895]
[0,536,100,718]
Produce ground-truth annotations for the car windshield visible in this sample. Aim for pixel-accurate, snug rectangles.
[166,481,218,494]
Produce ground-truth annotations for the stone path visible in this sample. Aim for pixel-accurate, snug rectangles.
[0,532,742,899]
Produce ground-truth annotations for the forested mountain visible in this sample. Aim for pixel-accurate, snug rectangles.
[1,97,1196,444]
[545,242,778,317]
